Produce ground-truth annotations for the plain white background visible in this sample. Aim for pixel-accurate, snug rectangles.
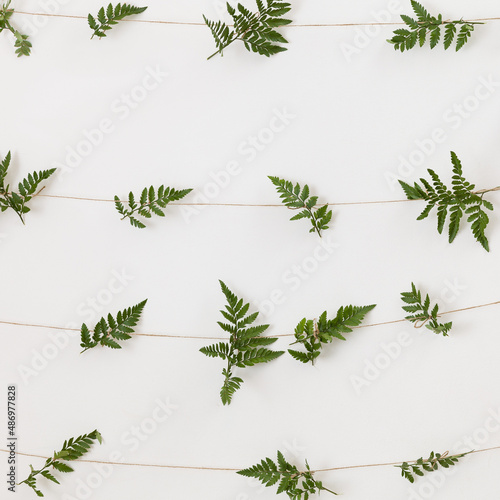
[1,1,500,499]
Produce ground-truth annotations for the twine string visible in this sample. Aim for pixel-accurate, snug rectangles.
[13,11,500,28]
[1,445,500,473]
[0,300,498,341]
[27,185,500,208]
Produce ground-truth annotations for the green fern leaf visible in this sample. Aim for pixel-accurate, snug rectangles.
[388,2,482,51]
[289,304,375,364]
[201,280,283,404]
[238,451,338,497]
[401,283,452,335]
[115,185,192,229]
[19,430,102,497]
[0,152,55,224]
[80,300,147,352]
[88,3,148,38]
[205,0,291,59]
[269,176,333,237]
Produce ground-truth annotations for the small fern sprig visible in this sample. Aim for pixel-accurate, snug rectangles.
[114,185,192,229]
[200,280,284,405]
[204,0,291,60]
[388,1,482,52]
[88,3,148,39]
[19,430,102,497]
[288,305,376,364]
[0,0,31,56]
[401,283,452,336]
[238,451,338,499]
[0,151,56,223]
[396,450,471,483]
[269,176,332,237]
[80,300,147,352]
[399,152,497,251]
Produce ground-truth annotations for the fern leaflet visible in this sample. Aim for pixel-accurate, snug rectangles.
[204,0,291,59]
[396,450,470,483]
[289,305,376,364]
[399,152,496,251]
[269,176,332,237]
[88,3,148,39]
[388,1,482,52]
[0,0,31,56]
[115,185,192,229]
[80,300,147,352]
[19,430,102,497]
[238,451,338,499]
[0,151,56,223]
[401,283,452,335]
[200,280,284,405]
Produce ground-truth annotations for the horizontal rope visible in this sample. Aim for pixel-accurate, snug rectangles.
[14,11,500,28]
[1,445,499,473]
[38,193,411,207]
[0,300,498,341]
[33,186,500,208]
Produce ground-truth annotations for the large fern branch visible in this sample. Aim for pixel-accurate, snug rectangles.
[204,0,291,60]
[19,431,102,497]
[399,152,495,251]
[200,280,283,405]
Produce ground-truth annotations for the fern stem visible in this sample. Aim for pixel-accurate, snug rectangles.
[207,38,238,60]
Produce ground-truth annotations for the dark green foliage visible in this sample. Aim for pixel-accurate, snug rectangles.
[200,280,284,404]
[289,305,376,364]
[401,283,452,336]
[269,176,332,237]
[388,1,481,51]
[238,451,338,499]
[0,1,31,56]
[114,185,192,229]
[80,300,147,352]
[88,3,148,38]
[399,152,495,251]
[19,430,102,497]
[0,151,56,223]
[396,450,470,483]
[204,0,291,59]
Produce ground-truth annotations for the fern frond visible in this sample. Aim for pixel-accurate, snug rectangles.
[0,151,55,223]
[200,280,283,405]
[204,0,291,59]
[88,3,148,38]
[115,185,192,229]
[289,304,376,364]
[401,283,452,335]
[396,450,470,483]
[19,430,102,497]
[269,176,332,237]
[399,152,495,251]
[388,1,482,51]
[238,451,338,498]
[80,300,147,352]
[0,1,32,56]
